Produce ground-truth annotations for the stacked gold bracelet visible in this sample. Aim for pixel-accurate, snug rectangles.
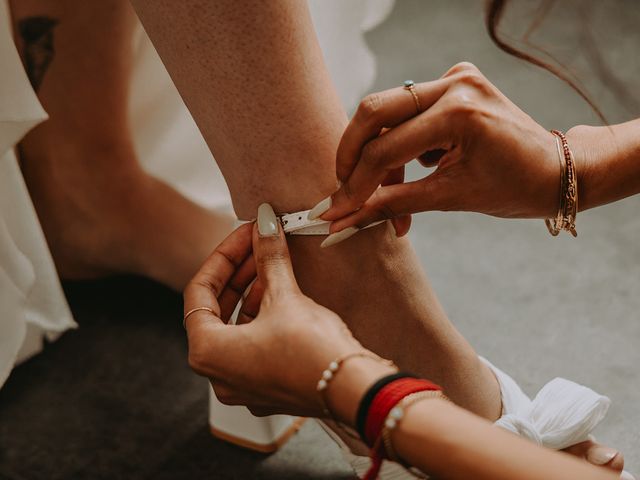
[545,129,578,237]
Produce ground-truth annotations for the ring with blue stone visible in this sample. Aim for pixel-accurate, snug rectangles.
[402,80,421,113]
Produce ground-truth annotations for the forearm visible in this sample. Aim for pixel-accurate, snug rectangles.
[328,361,616,480]
[568,119,640,212]
[393,399,617,480]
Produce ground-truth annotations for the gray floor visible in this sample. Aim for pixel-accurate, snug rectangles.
[1,1,639,478]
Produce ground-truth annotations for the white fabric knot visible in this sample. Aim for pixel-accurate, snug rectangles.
[495,413,543,445]
[482,358,611,450]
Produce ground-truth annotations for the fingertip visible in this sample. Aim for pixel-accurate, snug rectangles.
[319,187,358,221]
[392,215,412,237]
[251,204,298,295]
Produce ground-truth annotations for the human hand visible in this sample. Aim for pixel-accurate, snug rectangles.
[183,204,373,418]
[310,62,564,243]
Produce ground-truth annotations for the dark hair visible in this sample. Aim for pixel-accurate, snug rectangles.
[485,0,607,123]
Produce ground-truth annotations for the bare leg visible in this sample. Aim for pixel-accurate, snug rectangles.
[10,0,232,290]
[131,0,501,419]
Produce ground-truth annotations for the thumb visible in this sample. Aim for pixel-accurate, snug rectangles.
[253,203,300,298]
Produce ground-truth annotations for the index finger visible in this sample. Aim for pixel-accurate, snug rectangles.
[325,99,453,221]
[336,78,451,183]
[183,222,254,333]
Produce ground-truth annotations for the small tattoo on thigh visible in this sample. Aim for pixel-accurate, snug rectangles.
[18,16,59,91]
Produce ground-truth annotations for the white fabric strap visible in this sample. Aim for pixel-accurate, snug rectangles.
[279,211,332,235]
[279,209,385,235]
[482,357,610,450]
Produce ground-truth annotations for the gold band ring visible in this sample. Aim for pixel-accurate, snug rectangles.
[183,306,215,329]
[403,80,421,114]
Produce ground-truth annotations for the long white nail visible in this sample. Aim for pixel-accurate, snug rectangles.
[320,226,359,248]
[257,203,278,237]
[308,196,332,220]
[621,472,636,480]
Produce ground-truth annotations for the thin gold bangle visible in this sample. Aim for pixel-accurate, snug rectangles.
[381,390,450,464]
[545,134,567,236]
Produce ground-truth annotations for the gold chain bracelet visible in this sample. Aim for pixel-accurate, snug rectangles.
[545,129,578,237]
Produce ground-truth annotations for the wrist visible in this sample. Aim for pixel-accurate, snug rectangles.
[565,124,617,212]
[324,356,397,428]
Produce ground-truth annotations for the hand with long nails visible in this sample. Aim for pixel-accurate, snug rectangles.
[183,203,393,421]
[309,62,566,247]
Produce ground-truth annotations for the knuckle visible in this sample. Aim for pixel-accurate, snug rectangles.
[214,387,239,406]
[456,70,487,90]
[444,61,479,77]
[183,280,197,300]
[357,93,384,122]
[187,346,209,376]
[360,140,385,168]
[377,203,396,220]
[340,180,357,202]
[257,251,288,268]
[446,94,477,116]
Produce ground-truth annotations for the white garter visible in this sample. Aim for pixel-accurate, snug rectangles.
[278,209,385,235]
[482,357,611,450]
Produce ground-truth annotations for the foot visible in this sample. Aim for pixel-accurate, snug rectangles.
[19,141,233,290]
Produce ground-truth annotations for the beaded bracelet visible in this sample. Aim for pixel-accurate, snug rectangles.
[316,351,396,437]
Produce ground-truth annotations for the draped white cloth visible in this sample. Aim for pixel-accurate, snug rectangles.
[0,0,394,387]
[484,358,610,450]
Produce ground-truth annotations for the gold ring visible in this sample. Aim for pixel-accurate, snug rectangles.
[403,80,421,114]
[183,306,215,329]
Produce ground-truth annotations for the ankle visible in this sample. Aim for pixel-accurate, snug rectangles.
[286,223,502,420]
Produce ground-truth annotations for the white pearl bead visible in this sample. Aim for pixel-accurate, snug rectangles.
[317,379,328,391]
[389,407,404,420]
[329,361,339,372]
[385,418,397,429]
[322,370,333,381]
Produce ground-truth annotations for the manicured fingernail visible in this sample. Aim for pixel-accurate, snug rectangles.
[308,196,332,220]
[620,471,635,480]
[320,226,359,248]
[587,447,619,466]
[257,203,278,237]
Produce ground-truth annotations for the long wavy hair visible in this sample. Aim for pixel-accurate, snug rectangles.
[485,0,623,123]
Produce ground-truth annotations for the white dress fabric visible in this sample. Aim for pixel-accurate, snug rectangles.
[0,0,76,387]
[0,0,393,386]
[484,358,610,450]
